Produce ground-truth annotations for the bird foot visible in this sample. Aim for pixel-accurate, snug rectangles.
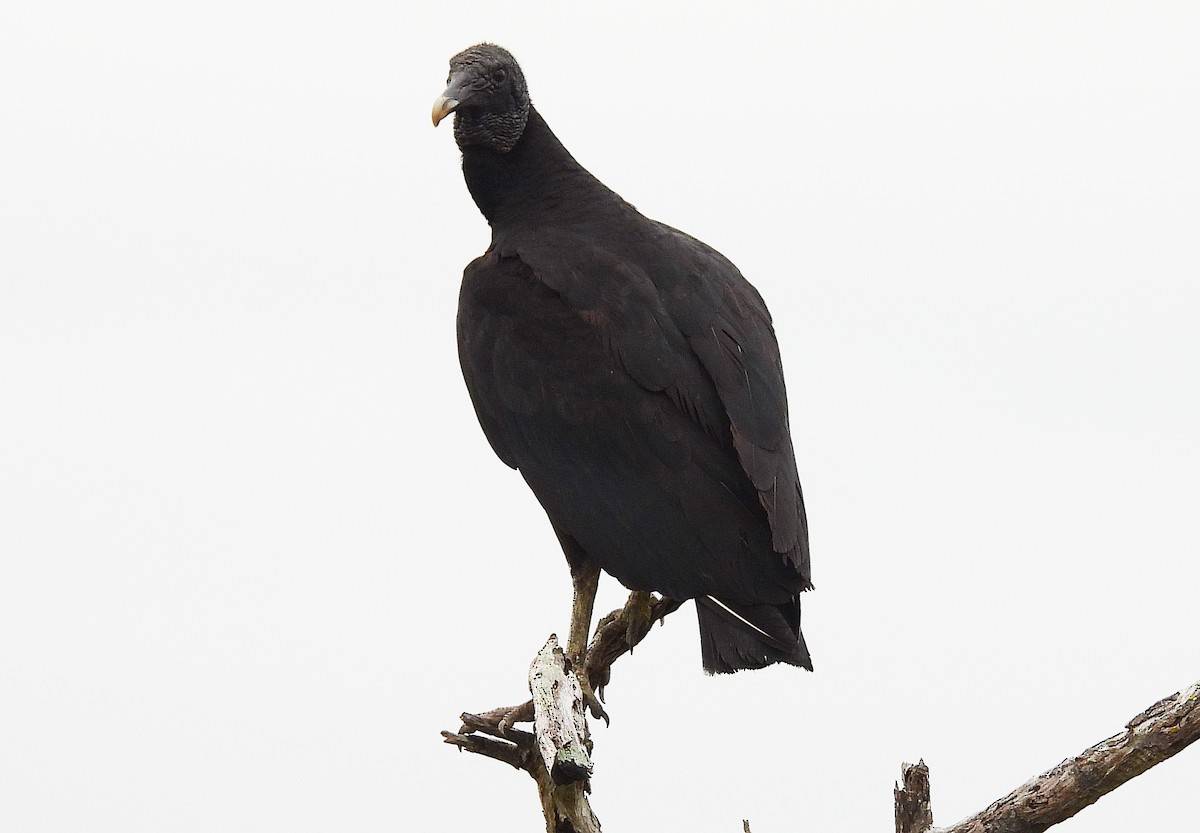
[585,591,681,701]
[620,591,659,651]
[458,699,534,737]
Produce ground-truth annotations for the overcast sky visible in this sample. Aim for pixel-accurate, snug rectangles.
[2,2,1198,831]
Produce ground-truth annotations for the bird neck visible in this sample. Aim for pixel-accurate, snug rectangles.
[461,106,622,228]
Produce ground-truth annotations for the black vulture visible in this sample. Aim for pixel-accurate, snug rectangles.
[433,44,812,675]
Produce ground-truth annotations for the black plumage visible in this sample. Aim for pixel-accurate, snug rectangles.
[434,44,812,674]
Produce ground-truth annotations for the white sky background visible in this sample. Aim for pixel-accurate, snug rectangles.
[2,2,1198,831]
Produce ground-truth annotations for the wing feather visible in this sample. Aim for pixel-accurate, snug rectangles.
[490,221,809,579]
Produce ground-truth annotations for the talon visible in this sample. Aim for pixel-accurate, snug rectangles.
[584,687,610,727]
[572,655,611,727]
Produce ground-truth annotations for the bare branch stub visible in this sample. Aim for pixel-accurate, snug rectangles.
[929,678,1200,833]
[440,729,530,771]
[895,759,933,833]
[530,634,593,785]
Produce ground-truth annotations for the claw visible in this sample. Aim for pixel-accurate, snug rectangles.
[578,670,611,727]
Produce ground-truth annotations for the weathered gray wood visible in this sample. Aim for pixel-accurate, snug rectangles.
[525,635,600,832]
[895,760,933,833]
[532,765,600,833]
[930,678,1200,833]
[530,634,593,785]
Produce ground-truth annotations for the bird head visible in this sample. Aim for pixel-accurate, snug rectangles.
[432,43,530,154]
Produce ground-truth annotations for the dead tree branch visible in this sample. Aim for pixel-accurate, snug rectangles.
[898,677,1200,833]
[446,594,1196,833]
[441,592,680,832]
[531,635,593,785]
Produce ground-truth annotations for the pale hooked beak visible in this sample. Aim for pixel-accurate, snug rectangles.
[432,70,472,127]
[431,95,458,127]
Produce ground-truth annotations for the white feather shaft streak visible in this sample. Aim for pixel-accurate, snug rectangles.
[705,595,776,642]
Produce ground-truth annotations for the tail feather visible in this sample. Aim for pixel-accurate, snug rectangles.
[695,595,812,674]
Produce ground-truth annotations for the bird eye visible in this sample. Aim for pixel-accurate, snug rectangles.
[491,69,507,83]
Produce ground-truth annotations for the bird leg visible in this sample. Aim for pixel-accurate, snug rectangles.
[566,556,600,666]
[564,553,608,723]
[556,528,602,667]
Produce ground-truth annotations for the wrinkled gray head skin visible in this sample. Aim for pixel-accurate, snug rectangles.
[433,43,530,154]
